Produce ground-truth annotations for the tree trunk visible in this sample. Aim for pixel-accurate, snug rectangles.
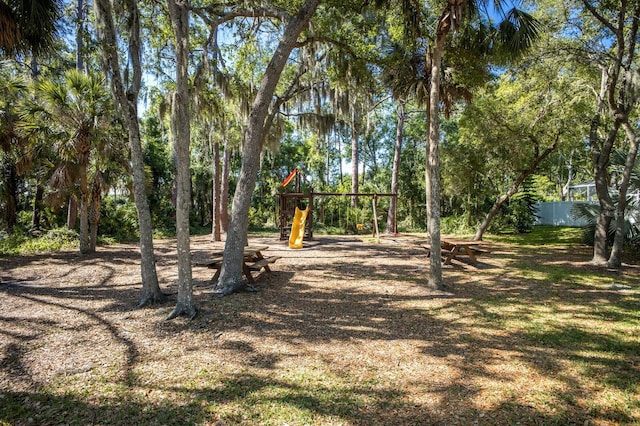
[216,0,321,296]
[426,38,446,291]
[76,0,84,72]
[1,159,18,234]
[93,0,164,306]
[89,175,101,252]
[31,183,44,230]
[67,196,78,230]
[584,2,640,266]
[211,129,221,241]
[386,101,404,234]
[561,151,574,201]
[350,107,359,208]
[591,119,619,266]
[78,160,91,254]
[166,0,196,319]
[604,3,640,266]
[587,67,612,265]
[220,140,231,232]
[338,134,343,182]
[608,122,639,267]
[474,140,557,241]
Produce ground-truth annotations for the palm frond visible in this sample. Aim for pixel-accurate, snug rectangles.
[497,8,541,61]
[0,0,60,55]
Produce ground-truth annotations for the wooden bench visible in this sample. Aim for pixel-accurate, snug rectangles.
[247,256,282,272]
[470,247,491,255]
[422,244,453,258]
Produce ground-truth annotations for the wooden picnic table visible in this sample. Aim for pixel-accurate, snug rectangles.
[196,245,281,284]
[441,237,489,265]
[424,237,490,266]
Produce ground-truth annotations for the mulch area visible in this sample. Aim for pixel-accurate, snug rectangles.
[1,233,638,425]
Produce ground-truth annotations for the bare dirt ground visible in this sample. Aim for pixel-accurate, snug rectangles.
[1,233,639,425]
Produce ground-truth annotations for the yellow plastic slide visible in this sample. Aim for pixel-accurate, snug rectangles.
[289,206,309,249]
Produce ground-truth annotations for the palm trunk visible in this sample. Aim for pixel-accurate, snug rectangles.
[216,0,321,296]
[67,196,78,230]
[426,37,446,291]
[89,175,101,252]
[386,101,405,234]
[31,183,44,230]
[1,159,18,234]
[93,0,164,306]
[425,0,469,289]
[79,160,91,254]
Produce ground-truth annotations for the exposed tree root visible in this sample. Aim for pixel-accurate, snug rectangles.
[589,259,609,268]
[214,279,258,297]
[137,290,168,308]
[165,304,197,321]
[607,259,622,268]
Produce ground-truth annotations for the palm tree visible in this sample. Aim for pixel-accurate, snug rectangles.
[380,40,424,235]
[26,69,113,254]
[86,117,129,251]
[0,0,59,56]
[374,0,538,288]
[422,1,539,289]
[0,69,27,233]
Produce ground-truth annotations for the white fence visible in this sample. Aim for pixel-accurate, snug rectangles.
[534,201,595,227]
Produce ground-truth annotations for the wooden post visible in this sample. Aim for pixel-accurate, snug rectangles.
[394,193,398,234]
[308,192,314,239]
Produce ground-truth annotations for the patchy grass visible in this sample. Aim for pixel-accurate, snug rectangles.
[489,225,584,246]
[0,228,79,256]
[0,230,638,425]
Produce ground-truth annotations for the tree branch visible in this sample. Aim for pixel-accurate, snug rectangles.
[193,4,290,29]
[580,0,618,34]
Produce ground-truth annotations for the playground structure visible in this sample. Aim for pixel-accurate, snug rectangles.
[278,169,398,243]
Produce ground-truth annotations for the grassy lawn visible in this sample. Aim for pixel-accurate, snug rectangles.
[1,226,638,425]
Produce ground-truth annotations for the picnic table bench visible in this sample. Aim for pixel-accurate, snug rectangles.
[195,246,281,284]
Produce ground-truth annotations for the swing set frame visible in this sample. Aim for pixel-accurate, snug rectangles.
[278,169,398,241]
[278,191,398,241]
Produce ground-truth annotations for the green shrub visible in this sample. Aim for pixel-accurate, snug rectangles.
[572,201,640,249]
[99,197,140,242]
[151,198,176,235]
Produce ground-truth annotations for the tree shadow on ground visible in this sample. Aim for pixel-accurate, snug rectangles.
[1,235,639,425]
